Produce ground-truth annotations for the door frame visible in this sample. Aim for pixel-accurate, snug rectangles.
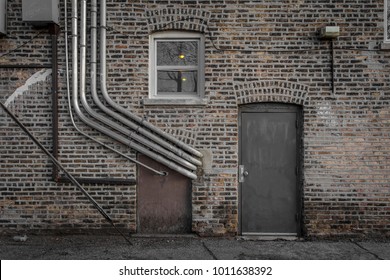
[238,103,304,237]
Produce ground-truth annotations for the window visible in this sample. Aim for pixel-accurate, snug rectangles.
[385,0,390,42]
[148,32,205,103]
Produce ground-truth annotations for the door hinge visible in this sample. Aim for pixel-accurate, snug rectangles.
[295,213,299,222]
[295,166,299,176]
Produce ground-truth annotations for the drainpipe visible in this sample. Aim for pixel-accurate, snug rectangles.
[99,0,203,159]
[72,0,197,179]
[49,23,60,181]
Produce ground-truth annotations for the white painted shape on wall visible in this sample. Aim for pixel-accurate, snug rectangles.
[4,69,52,107]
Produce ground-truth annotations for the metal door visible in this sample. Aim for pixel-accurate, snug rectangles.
[137,154,192,234]
[239,103,302,236]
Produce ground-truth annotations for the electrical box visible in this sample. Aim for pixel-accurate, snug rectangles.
[22,0,59,26]
[0,0,6,35]
[319,26,340,39]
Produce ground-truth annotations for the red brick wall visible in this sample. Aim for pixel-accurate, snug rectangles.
[1,0,390,238]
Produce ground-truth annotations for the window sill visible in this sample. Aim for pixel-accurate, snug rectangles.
[380,42,390,51]
[142,98,208,107]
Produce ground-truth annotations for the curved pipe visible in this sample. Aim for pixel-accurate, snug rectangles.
[85,0,198,171]
[89,0,201,167]
[64,0,165,176]
[72,0,197,179]
[99,0,203,159]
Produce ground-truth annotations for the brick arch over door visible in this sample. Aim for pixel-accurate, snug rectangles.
[234,80,309,106]
[145,8,211,33]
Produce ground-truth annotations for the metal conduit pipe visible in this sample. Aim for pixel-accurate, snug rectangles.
[64,0,165,177]
[87,0,201,170]
[99,0,203,159]
[89,0,201,167]
[71,0,197,180]
[80,1,196,172]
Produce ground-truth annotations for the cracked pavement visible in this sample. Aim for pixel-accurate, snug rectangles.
[0,235,389,260]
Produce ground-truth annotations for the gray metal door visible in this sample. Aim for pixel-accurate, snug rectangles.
[240,103,301,235]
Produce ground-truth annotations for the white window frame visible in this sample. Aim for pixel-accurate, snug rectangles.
[148,31,205,102]
[385,0,390,43]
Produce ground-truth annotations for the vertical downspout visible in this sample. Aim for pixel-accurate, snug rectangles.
[49,23,60,182]
[80,0,87,118]
[71,0,79,129]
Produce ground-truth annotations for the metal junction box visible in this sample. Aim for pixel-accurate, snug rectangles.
[0,0,6,35]
[22,0,59,26]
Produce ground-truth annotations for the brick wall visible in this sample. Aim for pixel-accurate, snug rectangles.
[1,0,390,238]
[0,0,136,232]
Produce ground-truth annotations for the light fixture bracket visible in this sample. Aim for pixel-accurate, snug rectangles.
[319,26,340,39]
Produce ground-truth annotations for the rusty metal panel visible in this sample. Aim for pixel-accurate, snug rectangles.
[137,154,192,234]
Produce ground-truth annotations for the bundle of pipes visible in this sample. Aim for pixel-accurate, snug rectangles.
[68,0,203,180]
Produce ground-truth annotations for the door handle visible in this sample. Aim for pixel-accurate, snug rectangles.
[239,165,249,183]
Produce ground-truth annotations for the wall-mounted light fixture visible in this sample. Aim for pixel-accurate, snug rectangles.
[319,26,340,40]
[319,26,340,97]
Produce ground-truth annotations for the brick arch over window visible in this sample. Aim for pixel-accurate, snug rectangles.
[145,8,211,33]
[234,80,309,106]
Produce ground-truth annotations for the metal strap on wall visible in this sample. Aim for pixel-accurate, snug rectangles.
[0,101,133,245]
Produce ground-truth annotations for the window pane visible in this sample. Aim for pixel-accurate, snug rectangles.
[157,71,198,94]
[157,41,198,66]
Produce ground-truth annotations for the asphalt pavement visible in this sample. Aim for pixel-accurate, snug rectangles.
[1,234,389,260]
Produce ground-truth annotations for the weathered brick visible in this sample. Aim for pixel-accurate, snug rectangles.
[1,0,390,238]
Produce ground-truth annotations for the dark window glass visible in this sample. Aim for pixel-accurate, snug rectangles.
[157,41,198,66]
[157,70,198,94]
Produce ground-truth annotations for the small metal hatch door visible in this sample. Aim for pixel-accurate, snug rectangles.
[137,154,192,234]
[239,103,301,236]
